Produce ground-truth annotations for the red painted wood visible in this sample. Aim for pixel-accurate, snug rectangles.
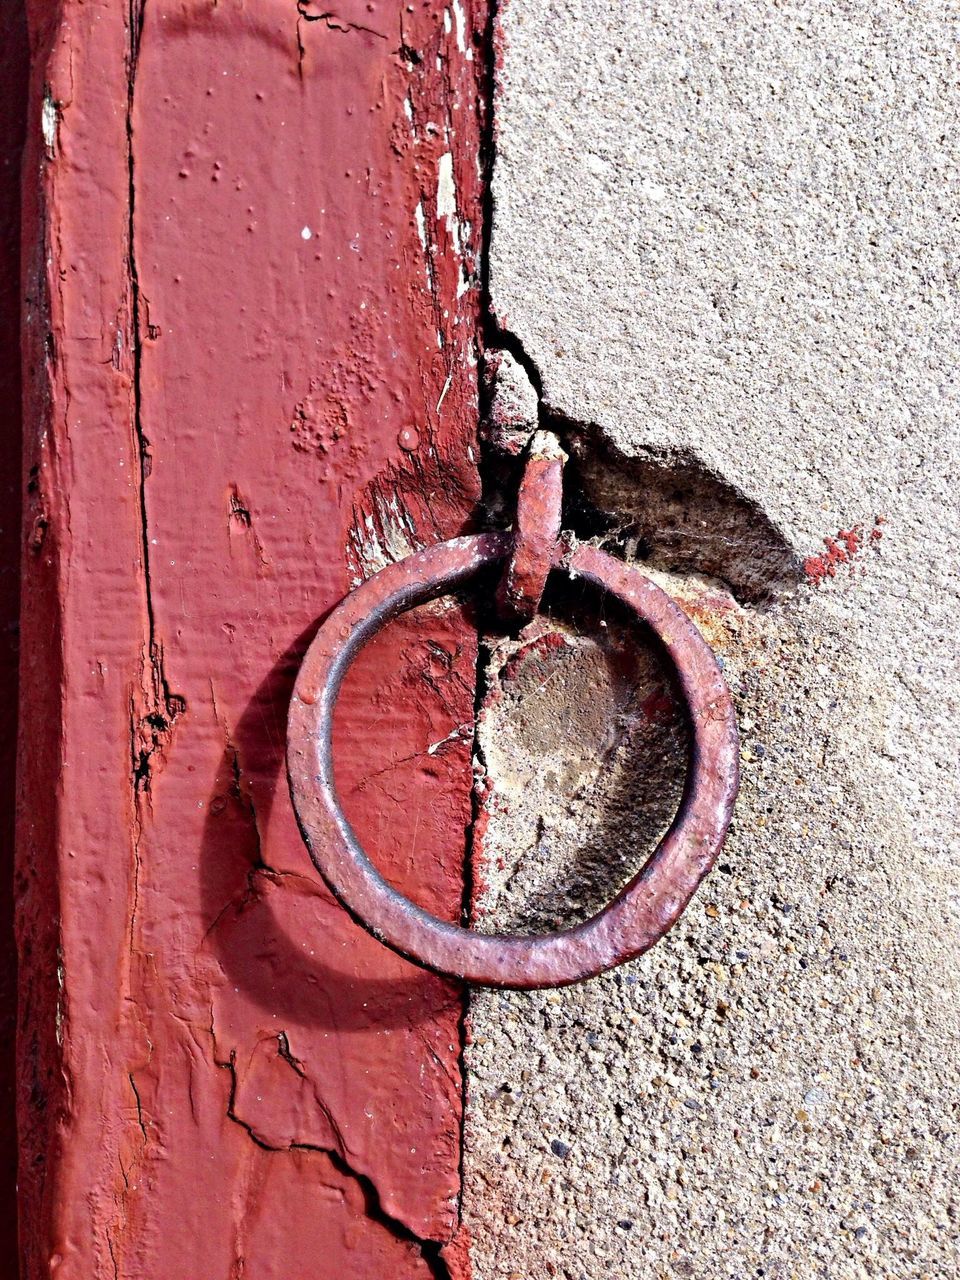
[18,2,488,1275]
[0,1,28,1264]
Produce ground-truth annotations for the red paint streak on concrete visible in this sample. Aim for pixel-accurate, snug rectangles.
[804,527,862,584]
[18,2,488,1275]
[804,518,885,585]
[0,0,27,1260]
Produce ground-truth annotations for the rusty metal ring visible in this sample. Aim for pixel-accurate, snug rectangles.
[287,532,739,989]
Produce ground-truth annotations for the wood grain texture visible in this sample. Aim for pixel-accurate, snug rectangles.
[18,2,488,1274]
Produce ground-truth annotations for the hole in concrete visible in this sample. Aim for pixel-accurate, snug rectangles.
[561,428,802,604]
[472,575,689,935]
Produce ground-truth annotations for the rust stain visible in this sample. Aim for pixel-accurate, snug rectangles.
[669,587,738,650]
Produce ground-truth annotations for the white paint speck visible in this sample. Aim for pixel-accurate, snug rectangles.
[41,93,57,155]
[437,153,456,218]
[639,178,668,203]
[436,370,453,414]
[436,152,461,254]
[414,202,427,249]
[452,0,467,53]
[301,226,312,240]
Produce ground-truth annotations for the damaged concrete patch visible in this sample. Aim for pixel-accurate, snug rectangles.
[471,591,693,933]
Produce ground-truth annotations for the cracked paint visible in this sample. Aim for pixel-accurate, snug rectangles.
[17,0,489,1275]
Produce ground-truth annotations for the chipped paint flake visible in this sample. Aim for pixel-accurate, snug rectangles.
[42,92,57,156]
[437,152,456,220]
[347,488,424,583]
[437,371,453,415]
[414,201,427,250]
[427,722,472,755]
[452,0,468,55]
[437,151,461,254]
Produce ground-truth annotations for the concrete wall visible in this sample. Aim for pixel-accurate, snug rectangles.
[462,3,959,1276]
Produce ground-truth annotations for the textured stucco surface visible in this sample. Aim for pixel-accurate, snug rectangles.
[462,3,960,1277]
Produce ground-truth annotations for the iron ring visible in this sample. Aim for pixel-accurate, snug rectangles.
[286,532,739,989]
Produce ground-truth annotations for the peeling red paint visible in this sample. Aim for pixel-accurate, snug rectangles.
[17,1,489,1274]
[439,1223,474,1280]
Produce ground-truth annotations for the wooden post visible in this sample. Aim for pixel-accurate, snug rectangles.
[18,3,488,1274]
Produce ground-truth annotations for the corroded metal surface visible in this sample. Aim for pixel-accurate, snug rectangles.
[496,429,566,624]
[288,533,740,989]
